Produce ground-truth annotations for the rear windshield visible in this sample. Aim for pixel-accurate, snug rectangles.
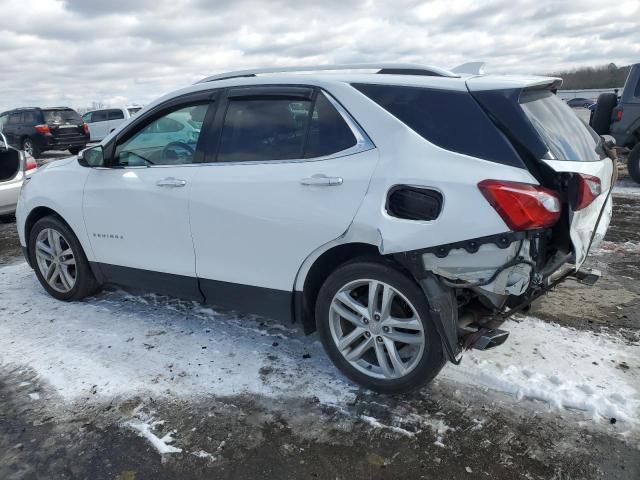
[42,109,82,124]
[520,91,599,162]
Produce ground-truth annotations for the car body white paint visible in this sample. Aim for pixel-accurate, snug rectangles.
[16,67,613,306]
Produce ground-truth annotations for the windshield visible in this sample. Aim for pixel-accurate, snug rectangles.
[520,91,599,162]
[43,109,82,124]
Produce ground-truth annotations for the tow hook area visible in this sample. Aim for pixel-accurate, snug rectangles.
[459,325,510,351]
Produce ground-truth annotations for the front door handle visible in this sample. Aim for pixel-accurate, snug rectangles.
[156,177,187,188]
[300,174,343,186]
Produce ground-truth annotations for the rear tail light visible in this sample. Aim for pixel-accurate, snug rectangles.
[25,154,37,171]
[612,106,623,122]
[34,124,50,134]
[478,180,561,231]
[83,123,89,134]
[575,174,601,210]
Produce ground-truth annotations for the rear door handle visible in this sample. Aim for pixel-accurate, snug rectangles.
[300,174,343,186]
[156,177,187,188]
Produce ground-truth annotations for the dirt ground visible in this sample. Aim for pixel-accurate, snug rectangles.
[0,161,638,480]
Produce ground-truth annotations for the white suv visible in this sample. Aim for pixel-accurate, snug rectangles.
[16,64,615,393]
[82,106,143,142]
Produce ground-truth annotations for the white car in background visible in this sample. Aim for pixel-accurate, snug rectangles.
[0,133,36,220]
[82,106,143,142]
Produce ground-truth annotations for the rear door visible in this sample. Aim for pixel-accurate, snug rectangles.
[87,110,109,141]
[107,108,126,134]
[189,87,377,300]
[519,91,614,266]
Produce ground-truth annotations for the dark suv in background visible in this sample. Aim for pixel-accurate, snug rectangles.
[0,107,89,157]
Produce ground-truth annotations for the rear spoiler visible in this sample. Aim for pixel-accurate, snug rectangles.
[466,75,562,93]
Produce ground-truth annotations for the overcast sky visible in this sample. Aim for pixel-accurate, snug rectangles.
[1,0,638,111]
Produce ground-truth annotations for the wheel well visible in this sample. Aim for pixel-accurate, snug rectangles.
[297,242,381,334]
[24,207,64,244]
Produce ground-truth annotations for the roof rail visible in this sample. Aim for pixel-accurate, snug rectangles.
[197,63,459,83]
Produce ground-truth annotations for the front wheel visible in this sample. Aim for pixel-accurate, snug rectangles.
[628,144,640,184]
[316,260,445,393]
[28,215,101,301]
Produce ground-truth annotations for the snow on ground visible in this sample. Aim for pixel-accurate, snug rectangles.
[613,178,640,197]
[1,262,639,436]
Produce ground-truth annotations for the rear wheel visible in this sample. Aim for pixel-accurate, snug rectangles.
[22,137,40,158]
[316,260,445,393]
[628,144,640,184]
[28,215,101,301]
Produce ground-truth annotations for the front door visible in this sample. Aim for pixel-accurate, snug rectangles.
[83,102,214,299]
[189,87,378,315]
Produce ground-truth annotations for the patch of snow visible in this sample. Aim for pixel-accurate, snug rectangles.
[613,179,640,197]
[360,415,415,438]
[126,421,182,455]
[191,450,215,461]
[442,316,640,429]
[18,381,31,387]
[592,240,640,255]
[0,263,354,405]
[28,392,40,400]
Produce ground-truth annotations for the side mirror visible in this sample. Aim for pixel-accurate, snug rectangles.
[78,145,105,168]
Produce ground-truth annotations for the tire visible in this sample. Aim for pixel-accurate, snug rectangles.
[590,93,617,135]
[22,137,40,158]
[316,259,446,394]
[628,144,640,184]
[28,215,101,301]
[68,146,84,155]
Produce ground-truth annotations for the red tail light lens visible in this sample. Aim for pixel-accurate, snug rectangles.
[613,107,623,122]
[25,154,37,171]
[478,180,561,231]
[83,123,89,134]
[575,174,601,210]
[34,124,50,134]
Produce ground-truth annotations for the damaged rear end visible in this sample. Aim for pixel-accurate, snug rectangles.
[387,76,615,359]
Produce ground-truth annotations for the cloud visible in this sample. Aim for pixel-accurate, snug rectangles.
[0,0,639,111]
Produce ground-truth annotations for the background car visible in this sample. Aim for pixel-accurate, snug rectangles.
[0,133,37,220]
[0,107,89,157]
[566,97,595,108]
[82,106,143,142]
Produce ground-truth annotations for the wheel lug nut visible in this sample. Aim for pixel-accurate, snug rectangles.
[382,326,389,333]
[363,318,369,324]
[365,332,371,338]
[374,314,380,321]
[376,336,383,343]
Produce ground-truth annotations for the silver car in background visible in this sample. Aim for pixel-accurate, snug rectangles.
[0,133,37,220]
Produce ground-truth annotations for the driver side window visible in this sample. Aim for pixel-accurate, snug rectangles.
[114,103,209,167]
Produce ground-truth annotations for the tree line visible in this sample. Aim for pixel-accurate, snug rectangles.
[545,63,629,90]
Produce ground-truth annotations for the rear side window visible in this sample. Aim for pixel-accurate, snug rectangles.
[23,111,39,125]
[92,110,108,122]
[82,112,92,122]
[305,93,357,158]
[9,113,22,124]
[218,98,310,162]
[217,91,358,162]
[43,109,82,124]
[520,90,599,162]
[353,84,520,166]
[108,109,125,120]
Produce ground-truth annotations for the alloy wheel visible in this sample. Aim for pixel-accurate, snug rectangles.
[329,279,425,380]
[23,139,34,156]
[34,228,77,293]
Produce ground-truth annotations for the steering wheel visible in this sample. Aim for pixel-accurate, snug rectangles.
[162,141,194,162]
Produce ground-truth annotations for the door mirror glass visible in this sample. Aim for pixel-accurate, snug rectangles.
[78,145,105,167]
